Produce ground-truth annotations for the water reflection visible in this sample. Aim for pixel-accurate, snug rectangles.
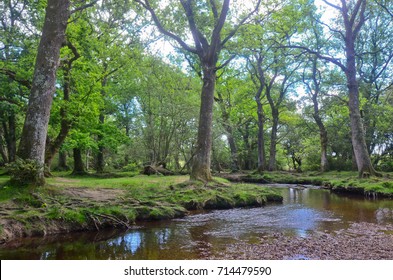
[108,232,141,254]
[1,186,393,259]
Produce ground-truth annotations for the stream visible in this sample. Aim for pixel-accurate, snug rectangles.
[1,185,392,259]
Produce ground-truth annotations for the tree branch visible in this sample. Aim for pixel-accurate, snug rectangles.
[70,0,99,14]
[0,68,32,89]
[376,1,393,18]
[353,0,367,38]
[280,45,347,72]
[221,0,262,47]
[322,0,341,11]
[180,0,208,53]
[216,54,236,70]
[66,40,81,65]
[314,17,345,40]
[134,0,197,54]
[210,0,219,20]
[0,97,22,106]
[210,0,230,52]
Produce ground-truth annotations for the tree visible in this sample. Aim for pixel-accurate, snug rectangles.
[16,0,98,183]
[289,0,380,177]
[44,40,80,172]
[247,53,268,172]
[215,74,241,172]
[17,0,71,185]
[135,0,261,182]
[0,0,41,164]
[356,1,393,158]
[302,56,329,172]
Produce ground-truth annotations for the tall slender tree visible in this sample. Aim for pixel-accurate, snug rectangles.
[16,0,98,184]
[135,0,261,181]
[17,0,71,185]
[289,0,380,177]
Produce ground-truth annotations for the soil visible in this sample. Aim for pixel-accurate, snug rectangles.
[59,187,126,202]
[212,222,393,260]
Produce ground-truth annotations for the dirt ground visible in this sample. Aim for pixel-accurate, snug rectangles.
[59,187,126,202]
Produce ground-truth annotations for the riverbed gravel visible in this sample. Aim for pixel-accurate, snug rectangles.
[211,222,393,260]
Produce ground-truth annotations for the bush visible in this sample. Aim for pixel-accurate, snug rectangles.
[122,163,141,172]
[7,159,44,186]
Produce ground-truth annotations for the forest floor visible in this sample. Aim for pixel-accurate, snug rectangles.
[0,174,282,243]
[218,170,393,197]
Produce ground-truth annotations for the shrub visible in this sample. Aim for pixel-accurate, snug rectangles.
[122,163,141,172]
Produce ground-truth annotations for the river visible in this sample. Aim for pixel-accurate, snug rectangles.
[1,185,392,259]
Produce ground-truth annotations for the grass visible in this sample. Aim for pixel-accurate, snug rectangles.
[1,168,392,242]
[0,173,282,241]
[241,171,393,196]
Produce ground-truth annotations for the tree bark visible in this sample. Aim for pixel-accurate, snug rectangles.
[342,0,379,177]
[57,150,69,171]
[0,127,8,163]
[72,148,86,175]
[96,73,107,173]
[240,120,253,170]
[226,127,240,172]
[17,0,70,185]
[190,67,216,181]
[319,125,329,172]
[347,70,377,176]
[2,114,16,163]
[309,58,329,172]
[268,107,279,171]
[7,114,16,162]
[96,113,105,173]
[255,80,266,172]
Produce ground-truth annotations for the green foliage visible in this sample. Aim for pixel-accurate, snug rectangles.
[7,159,44,186]
[1,0,393,182]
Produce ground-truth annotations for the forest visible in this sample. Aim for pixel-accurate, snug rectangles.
[0,0,393,260]
[1,0,393,181]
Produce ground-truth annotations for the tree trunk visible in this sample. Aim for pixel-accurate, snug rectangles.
[45,104,71,172]
[307,57,329,172]
[72,148,86,175]
[6,114,17,162]
[226,128,239,172]
[312,100,329,172]
[96,73,108,173]
[320,129,329,172]
[190,67,216,182]
[45,43,76,172]
[96,113,105,173]
[57,150,69,171]
[268,108,279,171]
[0,128,8,163]
[218,103,240,172]
[345,30,379,177]
[16,0,70,185]
[256,92,266,172]
[241,121,253,170]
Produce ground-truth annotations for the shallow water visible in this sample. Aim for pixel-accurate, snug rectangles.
[1,186,392,259]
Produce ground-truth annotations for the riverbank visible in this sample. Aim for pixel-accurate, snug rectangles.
[219,171,393,198]
[0,175,282,243]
